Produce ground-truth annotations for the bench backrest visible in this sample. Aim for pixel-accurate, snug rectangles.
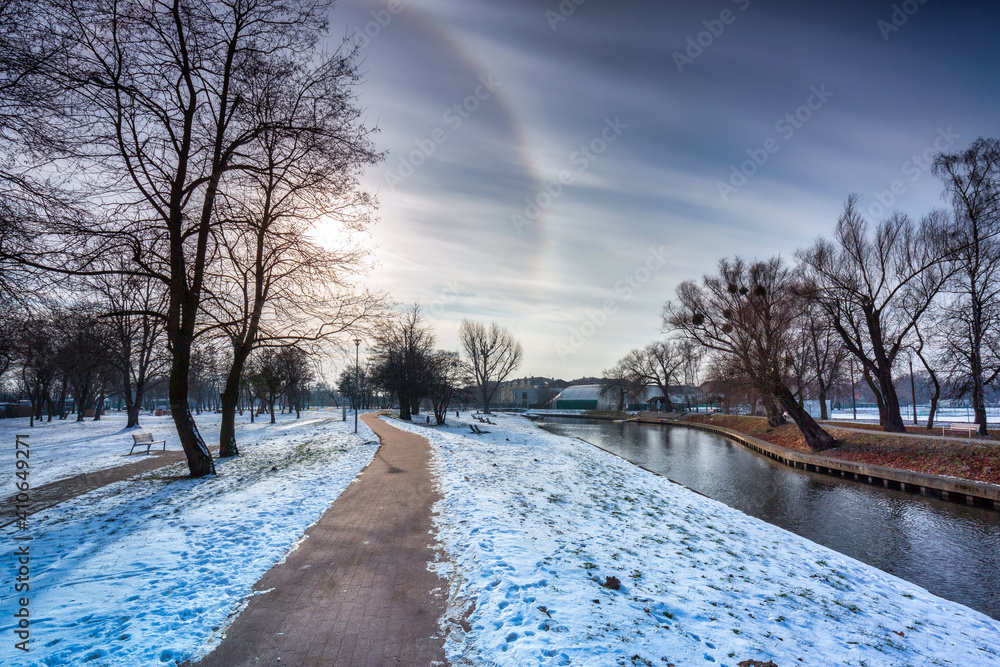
[133,433,154,443]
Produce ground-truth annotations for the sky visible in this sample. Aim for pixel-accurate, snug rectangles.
[318,0,1000,381]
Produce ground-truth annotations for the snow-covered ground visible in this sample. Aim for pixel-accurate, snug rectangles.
[828,406,1000,425]
[0,409,378,666]
[392,413,1000,667]
[0,412,190,498]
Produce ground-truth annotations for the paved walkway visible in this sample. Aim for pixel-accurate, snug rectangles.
[1,448,193,528]
[193,413,446,667]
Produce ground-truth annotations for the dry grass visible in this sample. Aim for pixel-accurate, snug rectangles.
[682,414,1000,486]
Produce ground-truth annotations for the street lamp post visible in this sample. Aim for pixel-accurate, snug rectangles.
[354,338,361,434]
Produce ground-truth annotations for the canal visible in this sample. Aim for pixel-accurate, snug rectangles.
[537,415,1000,620]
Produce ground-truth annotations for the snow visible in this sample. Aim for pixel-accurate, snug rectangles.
[0,412,189,498]
[1,409,378,666]
[390,412,1000,667]
[828,406,1000,426]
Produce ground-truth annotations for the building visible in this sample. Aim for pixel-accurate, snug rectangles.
[498,377,559,408]
[551,384,610,410]
[551,384,706,412]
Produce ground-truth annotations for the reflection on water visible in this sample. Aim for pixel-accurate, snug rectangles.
[538,417,1000,620]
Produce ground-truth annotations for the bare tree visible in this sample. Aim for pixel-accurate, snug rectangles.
[92,272,168,428]
[600,361,643,412]
[371,306,435,421]
[665,256,836,451]
[910,314,944,430]
[245,350,284,424]
[204,41,380,457]
[458,321,523,414]
[619,341,684,411]
[13,316,58,427]
[426,350,465,425]
[801,302,848,420]
[54,310,113,422]
[797,196,954,433]
[933,138,1000,435]
[279,347,313,420]
[7,0,378,477]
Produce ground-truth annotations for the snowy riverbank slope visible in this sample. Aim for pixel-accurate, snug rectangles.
[0,411,378,666]
[390,413,1000,667]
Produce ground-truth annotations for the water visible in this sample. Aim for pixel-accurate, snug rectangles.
[537,416,1000,620]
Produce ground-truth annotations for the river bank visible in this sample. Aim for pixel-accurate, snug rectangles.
[657,413,1000,488]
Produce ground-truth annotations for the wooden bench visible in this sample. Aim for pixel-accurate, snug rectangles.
[129,432,166,455]
[942,423,981,438]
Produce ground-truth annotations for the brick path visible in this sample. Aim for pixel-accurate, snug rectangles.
[193,413,446,667]
[1,449,193,528]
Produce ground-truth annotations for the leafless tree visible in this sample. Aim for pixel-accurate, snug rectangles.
[801,302,848,420]
[6,0,378,477]
[203,41,381,456]
[279,347,313,419]
[665,256,836,451]
[244,349,286,424]
[426,350,465,425]
[600,361,644,412]
[92,272,168,428]
[932,138,1000,435]
[371,305,435,420]
[458,321,523,414]
[54,309,113,422]
[618,341,684,411]
[910,314,944,430]
[797,196,954,433]
[12,316,59,427]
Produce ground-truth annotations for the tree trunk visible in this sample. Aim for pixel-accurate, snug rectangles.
[863,368,886,425]
[219,348,249,458]
[398,389,412,420]
[873,365,906,433]
[269,399,276,424]
[75,385,88,422]
[817,380,829,420]
[92,388,105,421]
[168,344,215,477]
[926,388,940,430]
[774,384,837,451]
[481,387,491,414]
[126,402,141,429]
[971,355,988,436]
[763,394,785,427]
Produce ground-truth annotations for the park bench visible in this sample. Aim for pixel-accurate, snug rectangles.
[468,424,490,435]
[942,423,981,438]
[129,432,166,455]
